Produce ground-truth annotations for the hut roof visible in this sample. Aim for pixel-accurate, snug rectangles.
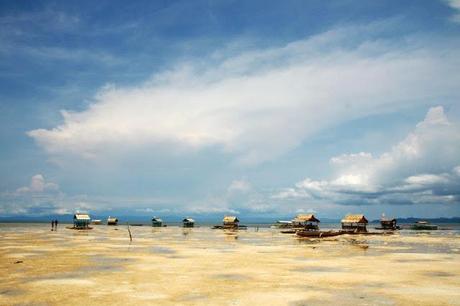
[74,213,90,220]
[183,218,195,222]
[293,214,320,223]
[107,217,118,222]
[223,216,239,223]
[341,214,368,223]
[152,217,163,222]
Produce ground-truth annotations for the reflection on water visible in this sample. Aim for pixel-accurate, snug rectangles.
[182,229,192,237]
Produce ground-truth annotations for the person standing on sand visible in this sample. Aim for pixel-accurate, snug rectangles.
[51,220,54,231]
[55,219,58,230]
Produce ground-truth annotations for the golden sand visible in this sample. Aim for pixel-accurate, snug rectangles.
[1,224,459,305]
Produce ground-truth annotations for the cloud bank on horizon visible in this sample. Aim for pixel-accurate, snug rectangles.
[27,25,460,165]
[1,0,460,218]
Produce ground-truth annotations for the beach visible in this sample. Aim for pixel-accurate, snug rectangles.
[1,223,460,305]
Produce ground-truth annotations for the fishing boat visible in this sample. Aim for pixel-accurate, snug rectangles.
[410,220,438,230]
[375,214,400,230]
[296,230,343,238]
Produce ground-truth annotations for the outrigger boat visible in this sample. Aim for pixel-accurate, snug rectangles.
[296,230,343,238]
[375,214,400,230]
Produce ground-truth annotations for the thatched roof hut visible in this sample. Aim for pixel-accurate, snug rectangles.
[223,216,239,228]
[73,213,91,229]
[341,214,368,232]
[293,214,320,223]
[107,216,118,225]
[182,218,195,228]
[292,214,320,230]
[152,217,163,227]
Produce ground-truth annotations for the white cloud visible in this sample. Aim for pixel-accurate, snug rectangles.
[16,174,59,194]
[275,106,460,206]
[445,0,460,23]
[28,25,460,165]
[228,179,252,193]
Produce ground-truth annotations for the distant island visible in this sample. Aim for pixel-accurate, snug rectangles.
[1,215,460,224]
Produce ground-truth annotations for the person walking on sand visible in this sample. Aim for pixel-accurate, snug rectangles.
[51,220,55,231]
[55,219,58,230]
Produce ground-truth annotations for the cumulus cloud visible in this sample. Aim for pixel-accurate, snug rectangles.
[274,106,460,206]
[15,174,59,194]
[28,24,460,165]
[1,174,66,215]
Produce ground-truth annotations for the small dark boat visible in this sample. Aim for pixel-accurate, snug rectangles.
[212,225,248,230]
[296,230,343,238]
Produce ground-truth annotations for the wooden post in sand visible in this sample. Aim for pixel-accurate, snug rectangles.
[127,223,132,242]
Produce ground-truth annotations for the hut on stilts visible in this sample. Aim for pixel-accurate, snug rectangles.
[73,213,91,229]
[223,216,239,229]
[182,218,195,228]
[292,214,320,231]
[151,217,163,227]
[341,214,368,233]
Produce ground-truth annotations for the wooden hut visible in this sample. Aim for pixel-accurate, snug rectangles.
[151,217,163,227]
[292,214,320,230]
[223,216,239,229]
[107,216,118,226]
[182,218,195,228]
[341,214,368,232]
[73,213,91,229]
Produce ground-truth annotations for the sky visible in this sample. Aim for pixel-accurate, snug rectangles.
[1,0,460,220]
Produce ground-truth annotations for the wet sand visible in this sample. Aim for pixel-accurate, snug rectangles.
[1,224,460,305]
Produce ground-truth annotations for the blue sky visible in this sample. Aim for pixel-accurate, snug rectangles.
[1,0,460,219]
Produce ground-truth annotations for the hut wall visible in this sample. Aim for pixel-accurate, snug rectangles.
[223,222,238,228]
[152,221,162,227]
[341,222,367,232]
[74,220,90,229]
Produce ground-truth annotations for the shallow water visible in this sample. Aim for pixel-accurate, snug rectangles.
[1,223,460,305]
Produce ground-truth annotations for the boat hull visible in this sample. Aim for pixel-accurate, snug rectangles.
[296,231,343,238]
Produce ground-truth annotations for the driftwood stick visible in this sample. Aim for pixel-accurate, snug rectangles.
[127,223,133,242]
